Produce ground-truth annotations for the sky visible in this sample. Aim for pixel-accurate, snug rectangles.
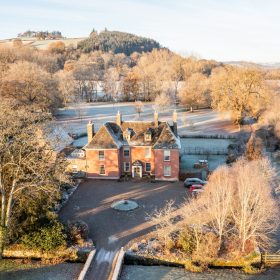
[0,0,279,63]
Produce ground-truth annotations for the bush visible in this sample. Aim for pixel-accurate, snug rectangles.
[20,221,67,251]
[178,227,196,255]
[67,220,89,246]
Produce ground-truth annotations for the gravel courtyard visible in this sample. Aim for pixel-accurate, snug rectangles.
[59,179,188,280]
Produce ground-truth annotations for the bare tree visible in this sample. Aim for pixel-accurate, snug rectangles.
[211,66,273,125]
[178,73,210,112]
[230,159,278,252]
[0,100,68,258]
[204,166,233,247]
[1,61,60,112]
[55,70,76,106]
[154,92,172,112]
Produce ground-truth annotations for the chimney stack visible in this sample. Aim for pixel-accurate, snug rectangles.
[116,110,122,126]
[87,121,94,144]
[173,110,178,136]
[154,111,158,127]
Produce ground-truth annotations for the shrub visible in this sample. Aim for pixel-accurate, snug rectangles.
[178,227,196,255]
[20,221,67,251]
[67,220,89,246]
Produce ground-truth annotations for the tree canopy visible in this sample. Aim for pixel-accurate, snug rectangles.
[78,30,161,55]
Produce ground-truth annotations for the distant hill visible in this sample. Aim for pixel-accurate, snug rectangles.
[225,61,280,69]
[77,30,161,55]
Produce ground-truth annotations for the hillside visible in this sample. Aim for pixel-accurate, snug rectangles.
[0,37,86,50]
[77,30,161,55]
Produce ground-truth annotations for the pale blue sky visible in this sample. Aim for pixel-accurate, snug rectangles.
[0,0,279,62]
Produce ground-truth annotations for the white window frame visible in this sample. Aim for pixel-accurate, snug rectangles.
[164,150,170,161]
[145,147,151,158]
[145,133,151,142]
[123,147,130,158]
[99,164,105,175]
[99,150,105,160]
[72,165,78,173]
[164,165,171,176]
[124,162,130,172]
[145,162,151,172]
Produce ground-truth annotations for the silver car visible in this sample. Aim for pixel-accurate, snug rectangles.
[184,178,207,188]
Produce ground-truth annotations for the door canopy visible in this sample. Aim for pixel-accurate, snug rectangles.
[132,160,143,167]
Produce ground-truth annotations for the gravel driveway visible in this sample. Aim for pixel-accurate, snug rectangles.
[59,179,187,280]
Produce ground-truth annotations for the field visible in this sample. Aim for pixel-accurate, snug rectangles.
[56,102,239,137]
[0,37,86,49]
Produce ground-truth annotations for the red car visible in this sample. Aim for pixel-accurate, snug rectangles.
[189,184,204,195]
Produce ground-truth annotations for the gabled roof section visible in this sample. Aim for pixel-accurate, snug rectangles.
[85,122,122,149]
[153,123,181,149]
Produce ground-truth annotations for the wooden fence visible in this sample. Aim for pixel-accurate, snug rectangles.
[261,252,280,265]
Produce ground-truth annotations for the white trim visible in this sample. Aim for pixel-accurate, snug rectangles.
[164,149,171,161]
[123,162,130,172]
[78,250,96,280]
[164,165,171,176]
[132,165,142,178]
[98,150,105,160]
[99,164,106,175]
[123,147,130,158]
[111,247,125,280]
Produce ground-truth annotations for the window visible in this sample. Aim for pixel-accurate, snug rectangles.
[145,133,151,142]
[123,148,130,158]
[72,165,78,173]
[99,150,105,160]
[124,162,130,172]
[99,165,105,175]
[164,150,170,161]
[145,162,151,172]
[145,147,151,158]
[164,166,171,176]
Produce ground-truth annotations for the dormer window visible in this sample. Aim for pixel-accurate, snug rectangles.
[144,130,152,142]
[124,128,133,142]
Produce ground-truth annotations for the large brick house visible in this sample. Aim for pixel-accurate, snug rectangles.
[70,111,181,181]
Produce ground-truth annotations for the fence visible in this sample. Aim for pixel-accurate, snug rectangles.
[182,147,228,155]
[261,252,280,265]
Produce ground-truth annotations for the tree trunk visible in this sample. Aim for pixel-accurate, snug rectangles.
[0,226,6,259]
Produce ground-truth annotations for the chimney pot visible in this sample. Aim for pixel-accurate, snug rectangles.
[87,121,94,144]
[116,110,122,126]
[154,111,158,127]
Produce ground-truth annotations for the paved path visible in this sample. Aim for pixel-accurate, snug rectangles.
[59,180,187,280]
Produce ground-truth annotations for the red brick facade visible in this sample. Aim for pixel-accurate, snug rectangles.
[72,112,181,181]
[86,149,120,179]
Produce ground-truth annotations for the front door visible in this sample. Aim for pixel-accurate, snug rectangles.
[133,166,142,178]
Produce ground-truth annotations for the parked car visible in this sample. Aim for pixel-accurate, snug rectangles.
[189,184,204,192]
[184,178,207,188]
[188,184,205,197]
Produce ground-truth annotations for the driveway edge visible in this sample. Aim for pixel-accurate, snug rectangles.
[111,247,125,280]
[78,249,96,280]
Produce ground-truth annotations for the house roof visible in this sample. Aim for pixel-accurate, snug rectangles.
[85,121,180,150]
